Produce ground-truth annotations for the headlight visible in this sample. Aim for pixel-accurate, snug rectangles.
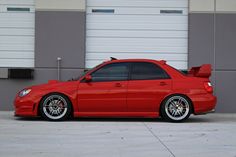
[19,89,31,97]
[208,82,212,86]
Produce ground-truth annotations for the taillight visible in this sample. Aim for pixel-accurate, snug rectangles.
[204,82,213,93]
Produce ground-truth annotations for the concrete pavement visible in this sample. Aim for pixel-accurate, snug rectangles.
[0,111,236,157]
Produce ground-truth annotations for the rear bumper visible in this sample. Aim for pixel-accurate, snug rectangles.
[189,93,217,115]
[194,109,215,115]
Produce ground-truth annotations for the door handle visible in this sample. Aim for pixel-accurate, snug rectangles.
[160,82,167,86]
[114,83,122,87]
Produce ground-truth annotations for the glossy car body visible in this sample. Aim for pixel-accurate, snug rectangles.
[14,59,217,120]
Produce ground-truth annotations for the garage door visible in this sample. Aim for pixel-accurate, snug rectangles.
[0,0,35,67]
[86,0,188,69]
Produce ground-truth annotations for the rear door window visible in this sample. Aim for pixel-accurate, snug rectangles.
[130,62,170,80]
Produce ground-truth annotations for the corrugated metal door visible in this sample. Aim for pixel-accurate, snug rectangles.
[0,0,35,67]
[86,0,188,69]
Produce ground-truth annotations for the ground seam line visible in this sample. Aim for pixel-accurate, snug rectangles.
[143,122,176,157]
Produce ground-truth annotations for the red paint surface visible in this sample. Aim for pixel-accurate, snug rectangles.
[14,59,217,118]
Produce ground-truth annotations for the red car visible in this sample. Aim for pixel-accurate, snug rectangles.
[14,58,216,122]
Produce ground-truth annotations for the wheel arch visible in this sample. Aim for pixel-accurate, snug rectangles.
[159,93,194,117]
[37,92,74,117]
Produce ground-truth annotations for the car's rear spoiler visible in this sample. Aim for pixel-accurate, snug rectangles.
[188,64,211,78]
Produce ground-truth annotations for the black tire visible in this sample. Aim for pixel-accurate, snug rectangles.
[161,95,192,122]
[39,93,72,121]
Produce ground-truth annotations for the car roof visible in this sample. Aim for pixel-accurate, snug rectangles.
[104,58,166,65]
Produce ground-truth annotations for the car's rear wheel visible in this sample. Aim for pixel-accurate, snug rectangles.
[161,95,192,122]
[40,93,72,121]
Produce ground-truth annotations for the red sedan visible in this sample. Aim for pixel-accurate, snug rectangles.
[14,59,216,122]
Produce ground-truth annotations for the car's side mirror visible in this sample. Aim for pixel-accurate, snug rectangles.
[84,75,92,82]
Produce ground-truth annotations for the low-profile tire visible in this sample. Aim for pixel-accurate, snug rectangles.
[161,95,192,122]
[39,93,72,121]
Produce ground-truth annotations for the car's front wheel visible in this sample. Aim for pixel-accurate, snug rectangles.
[39,93,72,121]
[161,95,192,122]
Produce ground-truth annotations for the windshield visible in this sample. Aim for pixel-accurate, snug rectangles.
[69,63,104,81]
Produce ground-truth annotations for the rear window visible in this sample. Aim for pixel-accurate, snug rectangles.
[166,64,187,76]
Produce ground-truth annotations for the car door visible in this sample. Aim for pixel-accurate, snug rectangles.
[127,62,172,112]
[77,62,130,113]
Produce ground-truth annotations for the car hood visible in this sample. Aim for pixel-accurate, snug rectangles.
[23,80,79,97]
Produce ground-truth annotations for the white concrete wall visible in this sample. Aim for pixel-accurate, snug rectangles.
[216,0,236,12]
[190,0,236,12]
[189,0,214,12]
[35,0,85,11]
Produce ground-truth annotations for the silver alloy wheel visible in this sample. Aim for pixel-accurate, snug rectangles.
[42,95,68,120]
[165,96,190,121]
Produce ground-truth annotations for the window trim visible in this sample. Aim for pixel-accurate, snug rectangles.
[81,61,171,83]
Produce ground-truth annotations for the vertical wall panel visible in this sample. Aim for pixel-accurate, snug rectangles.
[215,71,236,112]
[35,11,85,68]
[188,14,214,67]
[215,14,236,70]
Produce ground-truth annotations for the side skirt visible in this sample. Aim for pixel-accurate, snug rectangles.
[73,112,159,118]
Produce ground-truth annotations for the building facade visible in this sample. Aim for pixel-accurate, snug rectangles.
[0,0,235,112]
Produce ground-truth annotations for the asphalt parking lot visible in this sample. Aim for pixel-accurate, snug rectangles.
[0,112,236,157]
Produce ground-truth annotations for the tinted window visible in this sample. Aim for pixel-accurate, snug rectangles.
[91,63,129,82]
[131,62,170,80]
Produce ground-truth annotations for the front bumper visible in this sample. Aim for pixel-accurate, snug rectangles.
[14,96,38,117]
[189,93,217,115]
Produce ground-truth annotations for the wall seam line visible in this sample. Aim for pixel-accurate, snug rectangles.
[213,0,216,95]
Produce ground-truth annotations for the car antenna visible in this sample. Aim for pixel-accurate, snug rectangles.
[110,57,117,60]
